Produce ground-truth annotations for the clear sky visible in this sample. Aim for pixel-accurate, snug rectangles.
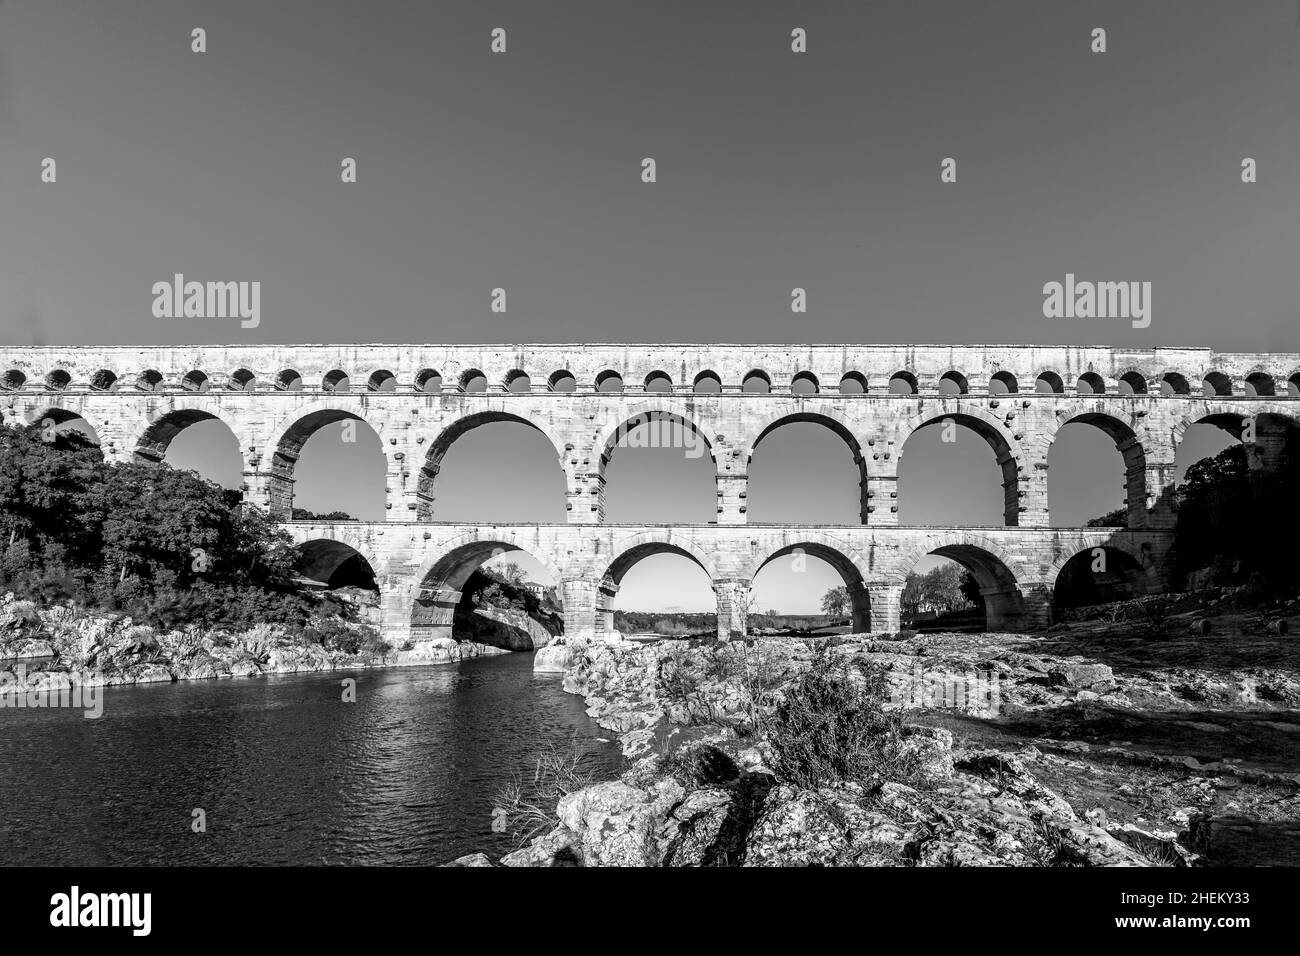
[4,1,1292,612]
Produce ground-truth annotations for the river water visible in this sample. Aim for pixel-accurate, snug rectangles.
[0,653,621,865]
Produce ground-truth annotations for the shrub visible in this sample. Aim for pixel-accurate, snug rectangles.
[765,647,922,789]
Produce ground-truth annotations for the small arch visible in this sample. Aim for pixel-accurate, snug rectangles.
[1245,372,1276,397]
[839,371,867,395]
[548,370,576,392]
[229,368,256,392]
[2,369,27,390]
[44,369,72,391]
[1117,371,1148,395]
[1160,372,1191,396]
[323,369,350,393]
[989,371,1018,395]
[136,369,164,392]
[644,371,673,393]
[595,370,625,393]
[1035,371,1065,395]
[791,371,820,395]
[367,369,397,392]
[415,369,442,394]
[742,369,771,394]
[181,370,211,392]
[693,370,722,394]
[503,369,532,393]
[459,369,488,393]
[1202,371,1233,397]
[294,539,380,595]
[1288,373,1300,399]
[938,371,969,396]
[90,369,119,391]
[1076,372,1106,395]
[888,371,918,395]
[275,369,304,391]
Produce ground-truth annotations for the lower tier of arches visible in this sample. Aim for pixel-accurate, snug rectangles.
[284,523,1173,644]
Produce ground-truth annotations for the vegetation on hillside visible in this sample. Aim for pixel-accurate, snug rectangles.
[0,422,353,631]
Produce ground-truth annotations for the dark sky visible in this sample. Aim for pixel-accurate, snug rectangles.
[0,1,1290,611]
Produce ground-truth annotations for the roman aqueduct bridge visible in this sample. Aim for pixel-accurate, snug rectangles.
[3,343,1297,643]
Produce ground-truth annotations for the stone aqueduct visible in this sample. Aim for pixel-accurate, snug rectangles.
[3,343,1299,644]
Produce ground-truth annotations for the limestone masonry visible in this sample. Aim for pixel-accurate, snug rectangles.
[3,343,1297,642]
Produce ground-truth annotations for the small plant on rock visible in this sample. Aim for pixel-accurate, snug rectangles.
[765,646,922,790]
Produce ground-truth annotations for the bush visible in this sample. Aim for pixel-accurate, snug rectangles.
[765,647,921,789]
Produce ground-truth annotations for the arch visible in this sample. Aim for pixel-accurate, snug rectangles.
[23,406,102,446]
[417,411,565,521]
[322,369,350,392]
[1,369,27,390]
[893,535,1030,632]
[1160,371,1191,396]
[44,369,72,391]
[596,404,718,465]
[1202,371,1232,397]
[410,536,563,642]
[229,368,256,392]
[1288,372,1300,399]
[90,369,119,391]
[595,369,625,393]
[548,370,576,392]
[643,370,673,393]
[742,369,772,394]
[791,371,820,394]
[989,371,1019,395]
[839,371,867,394]
[938,370,969,395]
[275,369,303,391]
[503,369,532,393]
[751,535,871,632]
[896,407,1023,526]
[1046,409,1147,528]
[367,369,397,392]
[745,410,868,523]
[415,368,442,393]
[1117,370,1148,395]
[181,370,210,392]
[1245,371,1276,397]
[134,408,241,469]
[693,370,722,394]
[136,369,164,392]
[267,406,381,519]
[888,370,918,394]
[1051,543,1153,612]
[295,538,380,592]
[459,369,488,393]
[1076,371,1106,395]
[1035,371,1065,395]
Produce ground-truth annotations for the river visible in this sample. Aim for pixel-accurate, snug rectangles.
[0,653,621,865]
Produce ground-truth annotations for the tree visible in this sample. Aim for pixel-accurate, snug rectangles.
[821,585,849,619]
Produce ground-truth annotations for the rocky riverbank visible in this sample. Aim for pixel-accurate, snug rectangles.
[451,600,1300,867]
[0,593,504,689]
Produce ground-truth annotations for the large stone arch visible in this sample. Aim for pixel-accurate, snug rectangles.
[1039,406,1148,528]
[409,534,564,642]
[895,404,1024,526]
[890,532,1037,631]
[589,531,719,637]
[133,406,245,471]
[1048,540,1157,611]
[264,402,385,519]
[1170,404,1300,476]
[594,402,719,523]
[750,532,871,632]
[294,536,381,590]
[415,409,567,521]
[741,408,869,523]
